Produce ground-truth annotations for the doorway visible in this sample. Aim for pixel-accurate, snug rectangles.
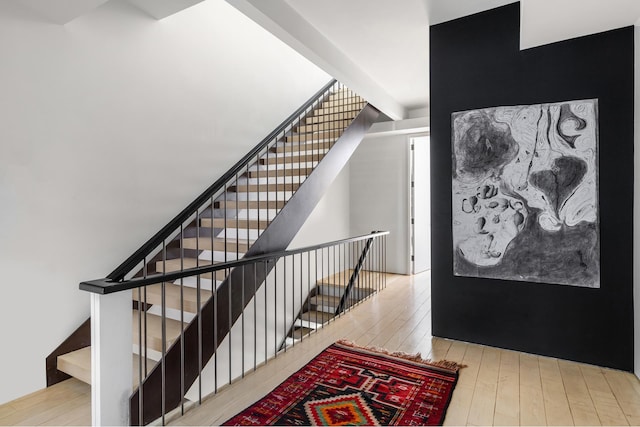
[409,135,430,274]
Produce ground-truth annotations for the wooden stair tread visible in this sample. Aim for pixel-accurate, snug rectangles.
[306,111,358,124]
[229,182,301,192]
[285,131,342,143]
[182,237,251,252]
[274,141,331,153]
[214,199,286,209]
[132,309,185,353]
[297,121,352,134]
[299,311,335,323]
[260,153,325,165]
[202,217,269,229]
[309,295,341,306]
[317,270,383,285]
[156,258,231,280]
[133,282,212,313]
[315,104,363,114]
[320,99,365,109]
[57,347,154,386]
[247,167,313,178]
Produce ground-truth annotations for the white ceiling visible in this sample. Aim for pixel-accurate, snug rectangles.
[16,0,205,24]
[13,0,640,118]
[238,0,640,119]
[284,0,429,112]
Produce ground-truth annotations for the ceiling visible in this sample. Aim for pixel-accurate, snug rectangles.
[231,0,640,119]
[284,0,429,113]
[14,0,640,119]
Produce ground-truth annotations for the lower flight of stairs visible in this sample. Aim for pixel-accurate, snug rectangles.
[284,270,377,348]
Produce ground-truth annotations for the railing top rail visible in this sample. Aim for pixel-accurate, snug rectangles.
[107,78,338,282]
[83,231,388,295]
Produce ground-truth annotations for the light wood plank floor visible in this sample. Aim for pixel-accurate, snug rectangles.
[3,271,640,426]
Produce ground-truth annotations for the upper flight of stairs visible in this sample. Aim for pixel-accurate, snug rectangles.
[54,87,373,418]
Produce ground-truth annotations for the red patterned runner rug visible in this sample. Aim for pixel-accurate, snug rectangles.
[223,340,463,426]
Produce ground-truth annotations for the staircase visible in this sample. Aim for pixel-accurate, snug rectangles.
[284,270,380,347]
[48,81,380,425]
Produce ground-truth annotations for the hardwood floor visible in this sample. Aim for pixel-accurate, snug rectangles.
[2,271,640,426]
[0,378,90,426]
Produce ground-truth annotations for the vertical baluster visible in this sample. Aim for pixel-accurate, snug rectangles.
[253,261,257,371]
[235,172,239,262]
[283,256,287,351]
[228,267,232,384]
[331,245,340,314]
[273,261,277,357]
[143,258,148,423]
[161,241,167,426]
[377,237,380,289]
[246,164,250,258]
[319,247,324,329]
[224,185,228,264]
[384,235,387,289]
[195,210,202,404]
[314,249,318,329]
[137,284,143,426]
[213,255,218,395]
[291,255,295,347]
[276,134,281,217]
[255,154,260,239]
[264,260,268,366]
[299,252,303,341]
[241,265,245,378]
[180,224,185,414]
[266,141,270,224]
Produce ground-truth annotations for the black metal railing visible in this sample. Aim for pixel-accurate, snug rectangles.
[107,79,367,284]
[82,231,388,425]
[75,80,377,425]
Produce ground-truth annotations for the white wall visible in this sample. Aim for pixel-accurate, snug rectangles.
[349,134,411,274]
[290,166,351,247]
[0,0,330,404]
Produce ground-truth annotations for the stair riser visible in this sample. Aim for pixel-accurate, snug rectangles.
[325,92,358,102]
[315,104,363,114]
[202,218,269,229]
[311,304,338,314]
[156,261,230,281]
[306,112,358,124]
[260,153,325,165]
[182,238,249,252]
[133,284,210,313]
[285,132,342,143]
[294,319,322,330]
[247,167,313,178]
[231,183,301,192]
[320,99,365,109]
[216,229,261,241]
[317,284,372,299]
[274,142,331,153]
[214,200,286,209]
[297,121,351,133]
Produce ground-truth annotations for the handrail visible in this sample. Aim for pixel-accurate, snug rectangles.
[82,231,389,294]
[336,233,375,314]
[107,78,338,282]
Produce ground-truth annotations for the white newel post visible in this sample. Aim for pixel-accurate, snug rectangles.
[91,291,133,426]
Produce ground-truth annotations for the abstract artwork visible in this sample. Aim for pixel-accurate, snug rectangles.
[452,99,599,287]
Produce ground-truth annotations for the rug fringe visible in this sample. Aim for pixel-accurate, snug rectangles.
[336,339,467,372]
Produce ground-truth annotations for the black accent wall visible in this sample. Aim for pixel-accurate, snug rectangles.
[430,3,634,370]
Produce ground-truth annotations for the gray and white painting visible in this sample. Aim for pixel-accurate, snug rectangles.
[452,99,599,287]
